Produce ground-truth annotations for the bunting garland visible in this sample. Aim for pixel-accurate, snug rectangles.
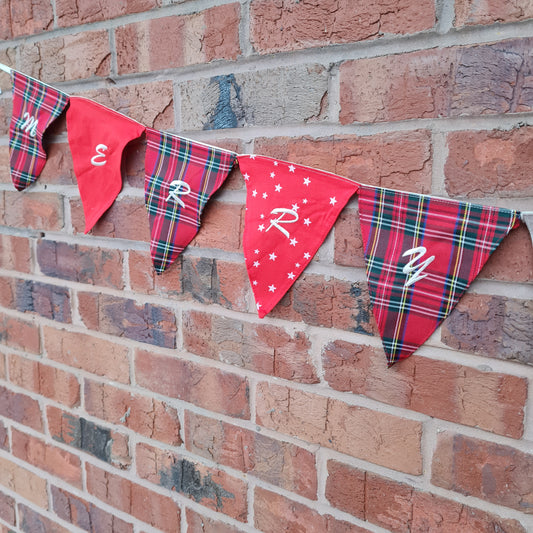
[238,155,359,317]
[9,71,69,191]
[66,97,146,233]
[145,128,236,272]
[1,64,531,368]
[358,185,521,365]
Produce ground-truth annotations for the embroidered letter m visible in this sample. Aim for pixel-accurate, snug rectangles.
[402,246,435,287]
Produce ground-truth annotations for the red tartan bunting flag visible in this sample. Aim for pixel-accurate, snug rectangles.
[66,96,145,233]
[238,154,359,318]
[145,128,236,273]
[358,184,521,365]
[9,71,69,191]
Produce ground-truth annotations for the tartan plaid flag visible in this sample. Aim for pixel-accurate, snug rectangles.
[9,71,69,191]
[358,185,520,365]
[238,154,359,318]
[67,96,145,233]
[145,128,236,272]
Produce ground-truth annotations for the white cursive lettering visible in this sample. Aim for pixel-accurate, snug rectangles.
[90,144,108,166]
[20,112,38,137]
[402,246,435,287]
[266,208,299,239]
[166,180,191,208]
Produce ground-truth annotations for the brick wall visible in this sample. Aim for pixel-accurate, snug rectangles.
[0,1,532,532]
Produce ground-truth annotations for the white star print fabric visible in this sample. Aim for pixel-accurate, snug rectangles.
[238,154,360,318]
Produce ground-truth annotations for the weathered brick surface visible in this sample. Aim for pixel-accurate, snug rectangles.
[0,384,43,431]
[0,456,48,508]
[326,460,527,532]
[137,441,248,521]
[1,0,53,38]
[0,490,15,526]
[12,429,82,488]
[3,192,63,231]
[0,313,40,354]
[183,310,318,382]
[52,485,133,533]
[340,39,533,124]
[13,279,71,322]
[251,0,435,53]
[186,509,244,533]
[445,126,533,198]
[37,240,124,289]
[43,326,130,383]
[78,292,177,348]
[455,0,533,26]
[0,421,8,451]
[322,339,527,438]
[432,432,533,513]
[0,235,31,273]
[47,406,131,469]
[19,504,72,533]
[185,410,317,499]
[116,4,240,74]
[256,382,423,474]
[135,349,250,419]
[86,463,181,532]
[181,65,329,130]
[441,293,533,366]
[84,379,182,445]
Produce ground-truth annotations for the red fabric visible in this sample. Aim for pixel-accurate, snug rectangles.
[66,97,145,233]
[238,155,359,318]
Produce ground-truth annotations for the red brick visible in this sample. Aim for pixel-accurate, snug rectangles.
[322,340,527,438]
[86,463,180,532]
[135,349,250,419]
[455,0,533,26]
[0,420,8,451]
[186,509,243,533]
[37,240,124,289]
[0,384,43,431]
[326,460,527,532]
[256,382,422,474]
[0,278,13,310]
[137,442,247,521]
[12,429,82,488]
[129,250,182,297]
[192,201,244,252]
[0,313,40,354]
[255,132,432,193]
[70,197,151,241]
[268,275,377,335]
[80,81,174,130]
[0,490,15,526]
[78,292,177,348]
[52,485,133,533]
[18,504,72,533]
[43,326,130,383]
[479,224,533,283]
[0,235,31,273]
[185,411,317,499]
[0,455,48,508]
[250,0,435,53]
[445,127,533,199]
[183,311,318,383]
[84,379,182,446]
[181,256,250,312]
[432,432,533,513]
[122,138,146,188]
[0,145,11,183]
[5,0,53,37]
[14,279,71,323]
[56,0,161,26]
[36,142,76,185]
[9,353,80,407]
[116,4,240,74]
[334,207,365,268]
[3,192,63,231]
[20,30,111,83]
[254,487,371,533]
[340,39,533,123]
[47,406,131,469]
[441,293,533,366]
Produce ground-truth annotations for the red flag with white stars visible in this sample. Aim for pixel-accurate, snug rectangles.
[238,155,359,318]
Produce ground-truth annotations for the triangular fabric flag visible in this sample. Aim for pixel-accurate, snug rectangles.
[66,96,145,233]
[358,185,521,365]
[522,213,533,246]
[145,128,236,272]
[238,155,359,318]
[9,71,69,191]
